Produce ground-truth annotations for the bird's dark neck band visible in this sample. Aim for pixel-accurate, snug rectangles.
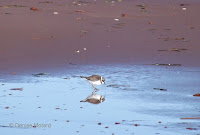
[100,77,102,84]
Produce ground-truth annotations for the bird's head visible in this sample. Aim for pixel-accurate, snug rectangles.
[101,77,106,84]
[100,96,105,103]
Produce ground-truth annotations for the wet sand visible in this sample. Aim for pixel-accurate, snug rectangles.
[0,0,200,135]
[0,0,200,71]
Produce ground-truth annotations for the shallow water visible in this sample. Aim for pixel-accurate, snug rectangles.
[0,64,200,135]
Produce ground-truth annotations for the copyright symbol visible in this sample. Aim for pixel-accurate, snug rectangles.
[9,123,14,128]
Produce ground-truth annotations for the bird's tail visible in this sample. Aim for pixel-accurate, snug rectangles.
[80,76,86,78]
[80,100,86,102]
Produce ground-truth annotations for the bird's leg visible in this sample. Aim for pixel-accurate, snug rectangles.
[92,89,99,94]
[92,90,95,94]
[92,84,99,92]
[92,85,96,93]
[92,84,96,89]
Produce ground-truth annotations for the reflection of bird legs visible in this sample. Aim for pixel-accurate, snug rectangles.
[92,84,99,93]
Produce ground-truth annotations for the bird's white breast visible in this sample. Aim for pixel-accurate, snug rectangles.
[88,80,101,85]
[88,94,101,99]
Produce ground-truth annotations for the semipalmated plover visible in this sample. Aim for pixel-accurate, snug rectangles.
[80,93,105,104]
[80,75,105,91]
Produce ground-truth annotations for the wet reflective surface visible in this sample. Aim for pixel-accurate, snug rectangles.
[0,64,200,135]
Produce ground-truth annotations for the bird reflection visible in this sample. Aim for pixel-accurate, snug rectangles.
[80,93,105,104]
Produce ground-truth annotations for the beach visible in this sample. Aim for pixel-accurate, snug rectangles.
[0,0,200,134]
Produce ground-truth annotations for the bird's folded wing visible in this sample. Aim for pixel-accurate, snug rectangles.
[88,75,101,81]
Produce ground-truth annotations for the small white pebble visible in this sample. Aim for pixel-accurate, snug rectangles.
[182,7,187,11]
[114,18,119,21]
[83,48,87,51]
[54,12,58,15]
[76,50,80,53]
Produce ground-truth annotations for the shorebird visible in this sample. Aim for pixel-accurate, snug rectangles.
[80,93,105,104]
[80,75,105,91]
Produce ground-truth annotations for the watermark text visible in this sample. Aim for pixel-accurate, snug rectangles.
[9,123,51,128]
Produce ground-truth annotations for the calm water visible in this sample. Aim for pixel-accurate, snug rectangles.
[0,64,200,135]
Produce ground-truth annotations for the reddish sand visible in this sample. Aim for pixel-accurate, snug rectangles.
[0,0,200,72]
